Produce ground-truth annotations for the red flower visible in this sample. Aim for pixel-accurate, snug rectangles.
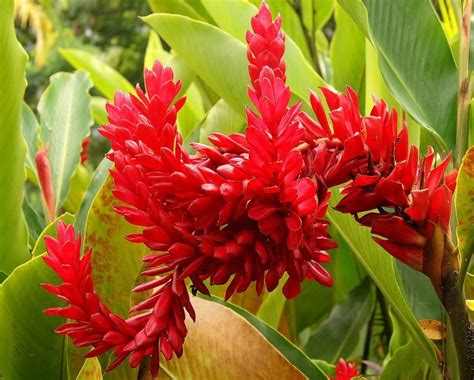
[330,358,360,380]
[42,222,187,376]
[44,2,336,375]
[331,97,457,273]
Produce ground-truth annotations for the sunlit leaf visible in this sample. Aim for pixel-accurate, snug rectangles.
[457,147,474,284]
[0,0,30,273]
[38,71,93,214]
[61,49,134,100]
[76,358,102,380]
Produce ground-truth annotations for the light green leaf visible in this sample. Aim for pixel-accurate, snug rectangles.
[457,147,474,285]
[38,71,93,214]
[21,102,39,178]
[0,0,30,274]
[32,213,74,257]
[148,0,207,21]
[257,275,287,329]
[144,13,249,114]
[68,176,146,378]
[337,0,369,36]
[304,278,375,362]
[330,4,365,95]
[23,197,45,247]
[178,82,205,140]
[199,99,245,144]
[327,192,441,377]
[61,49,134,100]
[0,256,66,379]
[203,296,327,380]
[381,339,428,380]
[76,358,102,380]
[75,156,113,236]
[365,0,457,150]
[90,96,108,125]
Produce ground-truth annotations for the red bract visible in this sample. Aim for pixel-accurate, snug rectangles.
[330,358,360,380]
[43,2,337,376]
[331,96,457,272]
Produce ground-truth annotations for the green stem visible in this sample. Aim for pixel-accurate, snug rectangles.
[456,0,472,166]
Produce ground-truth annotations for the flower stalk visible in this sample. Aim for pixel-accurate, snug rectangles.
[456,0,472,166]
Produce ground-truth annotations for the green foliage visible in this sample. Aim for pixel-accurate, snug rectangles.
[304,278,375,363]
[38,71,93,214]
[0,0,30,274]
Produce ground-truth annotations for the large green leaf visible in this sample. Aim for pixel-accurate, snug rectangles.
[61,49,134,100]
[148,0,207,21]
[76,358,103,380]
[365,0,457,150]
[381,339,429,380]
[68,176,146,378]
[290,229,363,336]
[38,71,93,214]
[457,147,474,285]
[21,102,39,179]
[200,296,327,380]
[256,275,287,329]
[199,99,245,144]
[0,256,66,379]
[303,278,375,362]
[143,13,249,114]
[200,0,327,102]
[330,4,365,95]
[326,192,441,377]
[0,0,30,273]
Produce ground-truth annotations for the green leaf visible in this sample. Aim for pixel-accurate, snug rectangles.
[326,192,441,377]
[302,0,334,31]
[0,0,30,274]
[38,71,93,214]
[381,339,428,380]
[61,49,134,100]
[202,296,327,380]
[303,278,375,362]
[90,96,108,125]
[75,156,113,236]
[337,0,369,36]
[148,0,207,21]
[290,229,363,336]
[22,197,45,247]
[178,83,206,140]
[330,4,365,94]
[32,213,75,257]
[199,99,245,144]
[395,262,442,321]
[68,175,146,378]
[21,102,39,178]
[457,147,474,285]
[144,13,249,114]
[364,0,457,150]
[256,275,287,329]
[76,358,102,380]
[0,256,66,379]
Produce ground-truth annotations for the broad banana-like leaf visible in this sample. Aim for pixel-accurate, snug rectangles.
[0,0,30,273]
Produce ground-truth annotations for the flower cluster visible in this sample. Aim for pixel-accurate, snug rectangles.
[330,358,360,380]
[42,1,457,376]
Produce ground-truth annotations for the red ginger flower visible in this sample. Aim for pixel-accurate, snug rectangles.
[330,358,360,380]
[43,2,337,376]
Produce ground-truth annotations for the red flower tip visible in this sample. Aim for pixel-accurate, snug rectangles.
[330,358,360,380]
[35,148,55,221]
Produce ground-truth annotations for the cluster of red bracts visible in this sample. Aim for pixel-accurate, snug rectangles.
[42,2,457,376]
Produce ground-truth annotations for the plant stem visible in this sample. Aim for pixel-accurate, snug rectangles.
[456,0,472,166]
[441,271,474,380]
[360,300,376,374]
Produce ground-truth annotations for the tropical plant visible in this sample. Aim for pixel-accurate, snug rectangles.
[0,1,473,380]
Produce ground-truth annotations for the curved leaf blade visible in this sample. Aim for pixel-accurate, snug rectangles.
[0,0,30,273]
[61,49,134,100]
[38,71,93,214]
